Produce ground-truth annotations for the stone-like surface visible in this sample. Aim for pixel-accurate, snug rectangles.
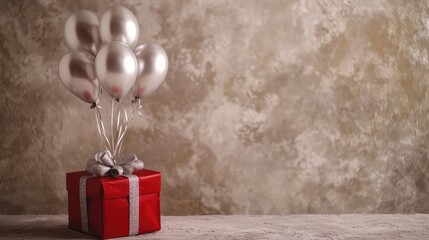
[0,215,429,240]
[1,0,429,215]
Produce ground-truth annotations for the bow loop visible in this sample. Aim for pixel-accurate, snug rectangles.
[121,153,138,164]
[95,151,115,167]
[86,151,144,177]
[86,158,111,176]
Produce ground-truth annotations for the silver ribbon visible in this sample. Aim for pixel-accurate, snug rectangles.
[86,150,144,177]
[126,174,139,235]
[79,175,92,233]
[79,151,143,235]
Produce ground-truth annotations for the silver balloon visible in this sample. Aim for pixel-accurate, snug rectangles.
[99,5,140,48]
[95,42,138,99]
[64,10,101,56]
[132,44,169,99]
[59,51,100,103]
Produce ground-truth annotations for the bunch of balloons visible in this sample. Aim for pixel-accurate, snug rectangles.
[58,5,168,160]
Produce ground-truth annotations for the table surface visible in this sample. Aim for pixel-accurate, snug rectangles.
[0,215,428,239]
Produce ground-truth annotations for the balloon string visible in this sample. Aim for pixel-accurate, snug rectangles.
[92,88,113,153]
[113,101,122,158]
[113,100,124,159]
[116,98,141,157]
[115,106,128,157]
[110,99,117,162]
[115,98,140,158]
[130,98,141,123]
[120,105,129,156]
[95,98,143,161]
[94,109,107,150]
[94,105,112,152]
[120,101,127,151]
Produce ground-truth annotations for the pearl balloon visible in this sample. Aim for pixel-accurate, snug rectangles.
[64,10,101,56]
[132,44,169,99]
[99,5,140,49]
[59,51,100,103]
[95,42,138,99]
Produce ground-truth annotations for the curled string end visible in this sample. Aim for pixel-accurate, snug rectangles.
[90,102,101,109]
[137,99,143,115]
[131,97,140,104]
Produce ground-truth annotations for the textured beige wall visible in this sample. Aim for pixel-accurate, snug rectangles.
[1,0,429,215]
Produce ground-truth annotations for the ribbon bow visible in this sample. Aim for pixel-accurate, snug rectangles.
[86,151,144,177]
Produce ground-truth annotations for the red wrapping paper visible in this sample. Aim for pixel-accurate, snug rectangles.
[66,169,161,239]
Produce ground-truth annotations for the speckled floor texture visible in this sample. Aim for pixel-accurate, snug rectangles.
[0,215,428,240]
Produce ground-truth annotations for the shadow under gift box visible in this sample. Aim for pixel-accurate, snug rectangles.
[66,169,161,239]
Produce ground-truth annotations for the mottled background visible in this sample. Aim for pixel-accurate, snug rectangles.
[1,0,429,215]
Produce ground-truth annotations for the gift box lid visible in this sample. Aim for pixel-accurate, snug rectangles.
[66,169,161,200]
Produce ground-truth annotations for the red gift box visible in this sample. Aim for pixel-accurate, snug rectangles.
[66,169,161,239]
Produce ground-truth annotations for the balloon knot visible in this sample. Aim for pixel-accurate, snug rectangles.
[90,103,97,109]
